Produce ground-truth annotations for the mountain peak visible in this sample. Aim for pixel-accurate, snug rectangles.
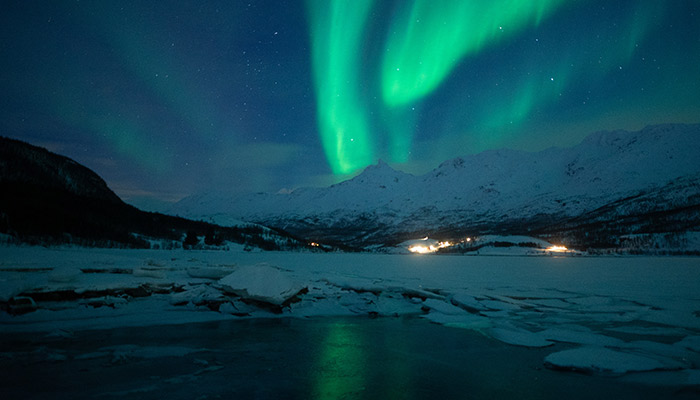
[341,159,413,187]
[366,158,391,170]
[436,156,466,170]
[357,159,396,176]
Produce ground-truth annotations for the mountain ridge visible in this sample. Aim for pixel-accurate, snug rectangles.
[171,123,700,250]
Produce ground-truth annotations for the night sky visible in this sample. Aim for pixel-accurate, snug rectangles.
[2,1,699,211]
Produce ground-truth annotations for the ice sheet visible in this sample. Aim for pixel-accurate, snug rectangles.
[1,246,699,380]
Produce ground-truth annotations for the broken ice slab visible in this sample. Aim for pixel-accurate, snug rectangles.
[487,324,554,348]
[422,312,491,330]
[450,293,490,313]
[186,266,234,280]
[421,298,467,315]
[537,326,625,347]
[217,264,307,308]
[544,346,686,374]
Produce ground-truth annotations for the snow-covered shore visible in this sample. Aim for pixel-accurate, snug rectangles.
[1,246,699,381]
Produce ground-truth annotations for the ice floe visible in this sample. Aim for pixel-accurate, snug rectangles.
[543,347,685,374]
[217,264,307,307]
[538,326,625,347]
[186,265,234,279]
[488,325,554,348]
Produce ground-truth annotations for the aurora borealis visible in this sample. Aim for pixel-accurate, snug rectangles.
[381,0,565,107]
[1,0,699,210]
[308,0,569,173]
[307,0,375,174]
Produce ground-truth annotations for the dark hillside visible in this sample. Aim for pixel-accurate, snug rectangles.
[0,137,313,250]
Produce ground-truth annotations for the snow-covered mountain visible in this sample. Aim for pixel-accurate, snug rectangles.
[171,123,700,251]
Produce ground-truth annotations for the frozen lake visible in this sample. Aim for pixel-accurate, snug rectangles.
[1,247,699,397]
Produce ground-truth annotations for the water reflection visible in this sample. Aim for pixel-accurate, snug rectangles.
[0,317,684,399]
[310,319,418,399]
[312,322,367,399]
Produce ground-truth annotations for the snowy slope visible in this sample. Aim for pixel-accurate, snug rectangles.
[171,124,700,248]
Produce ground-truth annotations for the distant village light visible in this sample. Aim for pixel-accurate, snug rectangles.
[546,245,569,253]
[407,239,453,254]
[408,245,433,254]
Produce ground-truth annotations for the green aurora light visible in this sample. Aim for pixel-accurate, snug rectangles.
[306,0,692,175]
[3,1,698,203]
[381,0,566,108]
[307,0,375,174]
[307,0,567,174]
[436,1,670,153]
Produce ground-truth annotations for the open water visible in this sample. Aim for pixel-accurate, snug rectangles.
[1,316,696,399]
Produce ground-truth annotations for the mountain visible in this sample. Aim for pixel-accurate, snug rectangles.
[0,137,313,251]
[171,123,700,252]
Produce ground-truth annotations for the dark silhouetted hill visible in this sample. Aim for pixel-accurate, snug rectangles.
[0,137,314,250]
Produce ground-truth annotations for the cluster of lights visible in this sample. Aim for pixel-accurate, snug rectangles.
[309,242,320,247]
[545,245,569,253]
[407,236,572,255]
[407,241,452,254]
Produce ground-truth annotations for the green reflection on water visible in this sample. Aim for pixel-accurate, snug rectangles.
[311,322,367,399]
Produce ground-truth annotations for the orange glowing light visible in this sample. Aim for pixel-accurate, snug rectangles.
[408,240,453,254]
[408,245,433,254]
[546,245,569,253]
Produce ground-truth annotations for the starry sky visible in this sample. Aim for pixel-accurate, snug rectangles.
[2,0,699,211]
